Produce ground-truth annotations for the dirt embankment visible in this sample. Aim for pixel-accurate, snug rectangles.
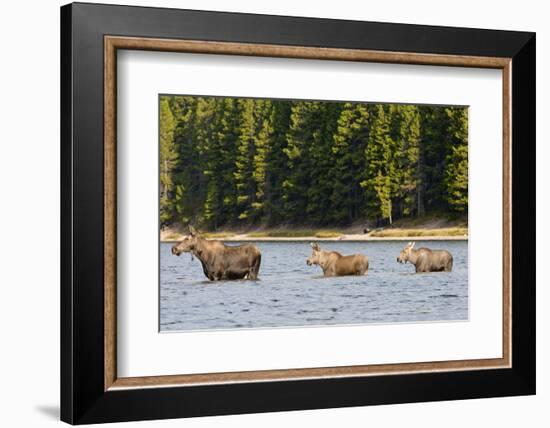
[161,216,468,242]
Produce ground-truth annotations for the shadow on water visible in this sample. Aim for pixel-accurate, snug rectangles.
[190,278,263,286]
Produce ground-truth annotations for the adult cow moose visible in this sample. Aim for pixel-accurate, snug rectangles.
[306,242,369,277]
[397,242,453,273]
[171,226,261,281]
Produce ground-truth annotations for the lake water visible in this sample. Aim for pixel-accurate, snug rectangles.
[160,240,468,332]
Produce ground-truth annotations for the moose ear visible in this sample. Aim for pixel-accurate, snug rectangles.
[188,225,197,236]
[311,242,320,251]
[410,242,415,248]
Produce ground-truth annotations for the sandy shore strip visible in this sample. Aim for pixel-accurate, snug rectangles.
[162,234,468,243]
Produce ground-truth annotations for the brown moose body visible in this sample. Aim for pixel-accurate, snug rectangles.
[307,243,369,277]
[397,242,453,273]
[171,226,261,280]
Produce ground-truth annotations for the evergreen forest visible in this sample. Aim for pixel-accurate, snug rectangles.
[159,95,468,230]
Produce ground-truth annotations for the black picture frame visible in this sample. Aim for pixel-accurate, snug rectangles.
[61,2,535,424]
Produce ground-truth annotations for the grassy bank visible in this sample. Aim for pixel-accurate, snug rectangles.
[163,229,343,240]
[248,229,342,238]
[368,227,468,238]
[161,218,468,242]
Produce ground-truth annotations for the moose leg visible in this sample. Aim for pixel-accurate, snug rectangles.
[363,260,369,275]
[447,255,453,272]
[217,271,226,280]
[248,254,261,280]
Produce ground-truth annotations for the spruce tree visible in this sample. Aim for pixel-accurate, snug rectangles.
[395,105,421,217]
[444,107,468,213]
[282,102,317,223]
[251,100,274,223]
[419,105,450,212]
[203,98,240,228]
[306,102,342,224]
[361,105,397,224]
[234,99,259,223]
[330,102,369,224]
[264,101,292,225]
[160,95,468,230]
[159,96,177,226]
[171,96,201,225]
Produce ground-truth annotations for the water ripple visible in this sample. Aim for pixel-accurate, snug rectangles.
[160,241,468,331]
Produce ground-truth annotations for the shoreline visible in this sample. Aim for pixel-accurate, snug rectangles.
[161,234,468,243]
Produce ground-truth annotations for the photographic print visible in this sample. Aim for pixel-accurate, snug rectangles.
[159,95,468,332]
[62,7,534,421]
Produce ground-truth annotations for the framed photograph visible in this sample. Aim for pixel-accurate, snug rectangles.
[61,2,535,424]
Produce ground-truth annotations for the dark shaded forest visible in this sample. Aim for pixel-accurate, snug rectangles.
[160,95,468,230]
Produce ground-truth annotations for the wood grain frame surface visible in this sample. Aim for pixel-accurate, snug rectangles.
[103,36,512,391]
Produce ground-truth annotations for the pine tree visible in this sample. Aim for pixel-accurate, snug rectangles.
[251,100,274,222]
[444,107,468,212]
[190,97,220,225]
[282,102,317,223]
[330,103,369,224]
[160,95,468,230]
[264,101,292,225]
[202,98,241,228]
[306,102,343,224]
[395,105,421,217]
[171,96,201,225]
[159,96,177,226]
[361,105,398,224]
[234,99,259,222]
[419,105,450,212]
